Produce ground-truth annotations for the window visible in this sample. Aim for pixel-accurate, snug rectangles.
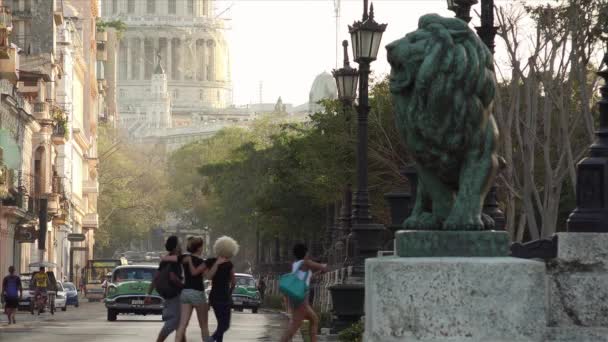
[188,0,194,14]
[127,0,135,14]
[168,0,176,14]
[147,0,155,14]
[112,0,118,14]
[173,89,179,99]
[199,89,204,100]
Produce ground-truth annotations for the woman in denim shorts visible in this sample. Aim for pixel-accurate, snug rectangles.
[172,237,211,342]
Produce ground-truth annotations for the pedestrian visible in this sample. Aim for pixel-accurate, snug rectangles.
[32,267,49,314]
[257,277,267,303]
[280,243,328,342]
[2,266,22,324]
[173,236,212,342]
[204,236,239,342]
[146,236,187,342]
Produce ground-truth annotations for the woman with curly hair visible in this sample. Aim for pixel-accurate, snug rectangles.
[188,236,239,342]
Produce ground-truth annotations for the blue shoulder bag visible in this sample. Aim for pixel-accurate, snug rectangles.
[279,261,310,305]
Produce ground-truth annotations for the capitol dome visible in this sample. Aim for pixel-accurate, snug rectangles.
[309,72,338,114]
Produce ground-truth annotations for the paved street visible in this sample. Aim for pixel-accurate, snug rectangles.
[0,301,301,341]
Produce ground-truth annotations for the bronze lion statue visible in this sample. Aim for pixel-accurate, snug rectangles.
[387,14,499,231]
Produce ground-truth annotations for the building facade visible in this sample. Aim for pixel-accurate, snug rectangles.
[0,0,101,281]
[100,0,232,127]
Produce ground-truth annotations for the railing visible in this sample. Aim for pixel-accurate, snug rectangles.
[57,27,71,45]
[260,266,353,313]
[51,175,63,195]
[34,102,48,113]
[11,10,31,19]
[0,6,12,30]
[10,34,30,50]
[52,123,66,137]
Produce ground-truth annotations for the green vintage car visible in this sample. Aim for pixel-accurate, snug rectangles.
[231,273,261,313]
[104,265,163,321]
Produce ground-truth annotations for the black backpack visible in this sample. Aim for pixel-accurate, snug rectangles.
[154,263,182,299]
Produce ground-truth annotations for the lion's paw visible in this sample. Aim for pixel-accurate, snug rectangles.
[443,213,484,231]
[404,212,441,230]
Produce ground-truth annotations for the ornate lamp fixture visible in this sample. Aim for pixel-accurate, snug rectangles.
[446,0,479,23]
[332,40,359,102]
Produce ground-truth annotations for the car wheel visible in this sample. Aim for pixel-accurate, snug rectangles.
[107,309,118,321]
[235,307,243,312]
[62,306,67,312]
[75,303,79,308]
[252,307,258,314]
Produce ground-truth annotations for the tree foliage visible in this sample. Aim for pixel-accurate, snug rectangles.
[95,125,169,256]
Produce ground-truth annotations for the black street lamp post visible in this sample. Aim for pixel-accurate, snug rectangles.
[567,52,608,232]
[328,2,386,334]
[333,40,358,266]
[348,0,387,264]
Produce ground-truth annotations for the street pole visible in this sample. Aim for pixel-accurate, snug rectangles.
[352,61,371,224]
[567,51,608,232]
[348,3,387,264]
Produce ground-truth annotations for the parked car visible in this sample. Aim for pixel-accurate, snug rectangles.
[104,265,163,321]
[144,252,161,262]
[231,273,261,313]
[54,282,67,311]
[63,282,79,307]
[17,275,33,311]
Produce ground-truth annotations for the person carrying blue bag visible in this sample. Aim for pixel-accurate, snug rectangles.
[279,243,328,342]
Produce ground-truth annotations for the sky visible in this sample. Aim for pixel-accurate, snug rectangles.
[220,0,524,107]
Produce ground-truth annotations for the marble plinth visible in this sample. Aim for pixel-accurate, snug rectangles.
[365,257,546,342]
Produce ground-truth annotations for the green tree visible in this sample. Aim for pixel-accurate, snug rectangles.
[95,125,169,256]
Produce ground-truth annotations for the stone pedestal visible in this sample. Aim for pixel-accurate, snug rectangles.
[365,257,546,342]
[546,233,608,340]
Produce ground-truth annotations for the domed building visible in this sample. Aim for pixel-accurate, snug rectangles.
[100,0,232,129]
[308,72,338,114]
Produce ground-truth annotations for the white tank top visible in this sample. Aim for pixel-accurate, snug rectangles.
[292,260,311,286]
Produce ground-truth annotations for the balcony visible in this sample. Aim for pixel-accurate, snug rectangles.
[57,27,71,46]
[0,45,18,82]
[82,213,98,229]
[12,9,32,19]
[96,30,107,43]
[33,101,51,121]
[0,6,12,30]
[82,179,98,194]
[47,193,60,216]
[52,124,67,144]
[96,44,107,61]
[52,106,68,144]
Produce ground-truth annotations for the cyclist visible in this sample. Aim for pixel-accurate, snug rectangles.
[32,267,49,314]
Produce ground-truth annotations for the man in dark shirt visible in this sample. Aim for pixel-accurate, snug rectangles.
[257,278,267,302]
[2,266,22,324]
[146,236,185,342]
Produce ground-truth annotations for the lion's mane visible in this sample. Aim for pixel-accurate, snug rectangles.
[387,14,496,187]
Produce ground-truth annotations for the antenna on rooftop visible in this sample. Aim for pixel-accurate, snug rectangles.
[259,81,263,104]
[334,0,341,69]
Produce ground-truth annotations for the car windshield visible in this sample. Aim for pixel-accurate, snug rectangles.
[64,283,76,291]
[113,268,155,282]
[236,277,255,287]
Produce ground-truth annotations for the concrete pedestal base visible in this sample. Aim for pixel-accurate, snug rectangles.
[548,233,608,332]
[365,257,546,342]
